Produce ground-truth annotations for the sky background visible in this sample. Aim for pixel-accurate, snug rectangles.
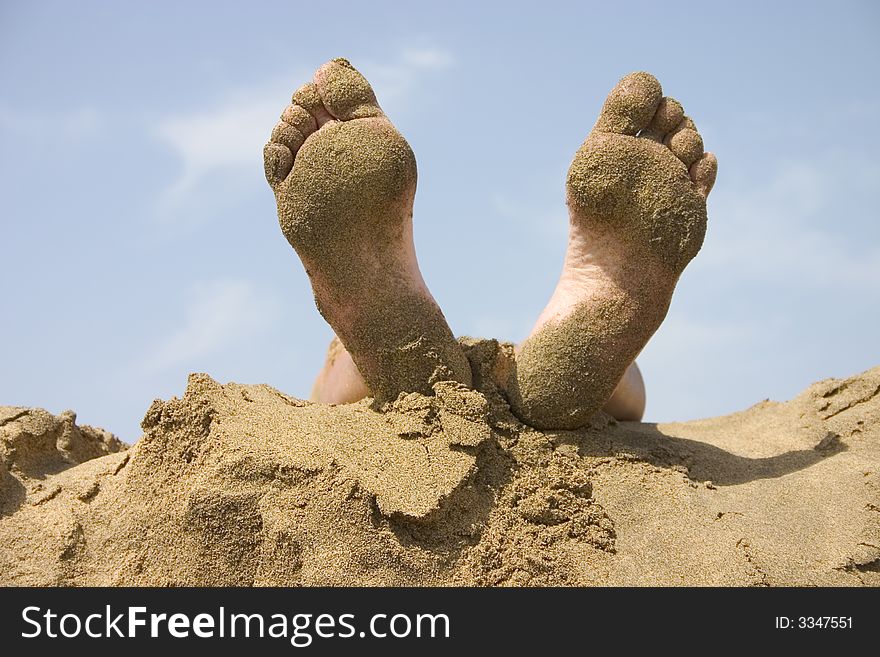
[1,1,878,442]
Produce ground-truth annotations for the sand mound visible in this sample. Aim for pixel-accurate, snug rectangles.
[1,406,125,508]
[1,341,877,586]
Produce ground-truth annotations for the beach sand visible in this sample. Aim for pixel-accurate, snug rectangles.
[1,341,877,586]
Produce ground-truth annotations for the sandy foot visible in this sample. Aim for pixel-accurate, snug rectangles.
[263,59,471,403]
[508,72,718,429]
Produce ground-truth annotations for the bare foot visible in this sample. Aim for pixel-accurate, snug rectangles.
[263,59,471,403]
[507,72,717,430]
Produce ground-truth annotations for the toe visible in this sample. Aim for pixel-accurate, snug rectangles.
[690,152,718,198]
[281,104,318,138]
[270,120,305,152]
[593,71,663,136]
[668,128,704,167]
[263,142,293,188]
[292,83,334,127]
[314,58,384,121]
[665,114,704,168]
[640,96,683,142]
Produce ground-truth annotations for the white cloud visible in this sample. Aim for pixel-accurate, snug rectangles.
[364,46,454,106]
[0,104,101,141]
[152,81,295,207]
[143,279,280,373]
[699,155,880,290]
[152,46,455,210]
[400,47,454,70]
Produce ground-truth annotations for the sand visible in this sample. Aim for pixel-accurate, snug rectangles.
[1,341,877,586]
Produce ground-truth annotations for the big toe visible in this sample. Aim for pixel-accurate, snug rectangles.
[593,71,663,136]
[314,58,384,121]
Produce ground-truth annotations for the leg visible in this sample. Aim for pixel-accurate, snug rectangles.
[311,336,647,422]
[603,361,646,421]
[311,336,370,404]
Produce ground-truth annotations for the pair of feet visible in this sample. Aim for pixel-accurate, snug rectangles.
[263,59,716,430]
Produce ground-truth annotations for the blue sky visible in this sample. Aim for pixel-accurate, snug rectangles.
[1,1,878,441]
